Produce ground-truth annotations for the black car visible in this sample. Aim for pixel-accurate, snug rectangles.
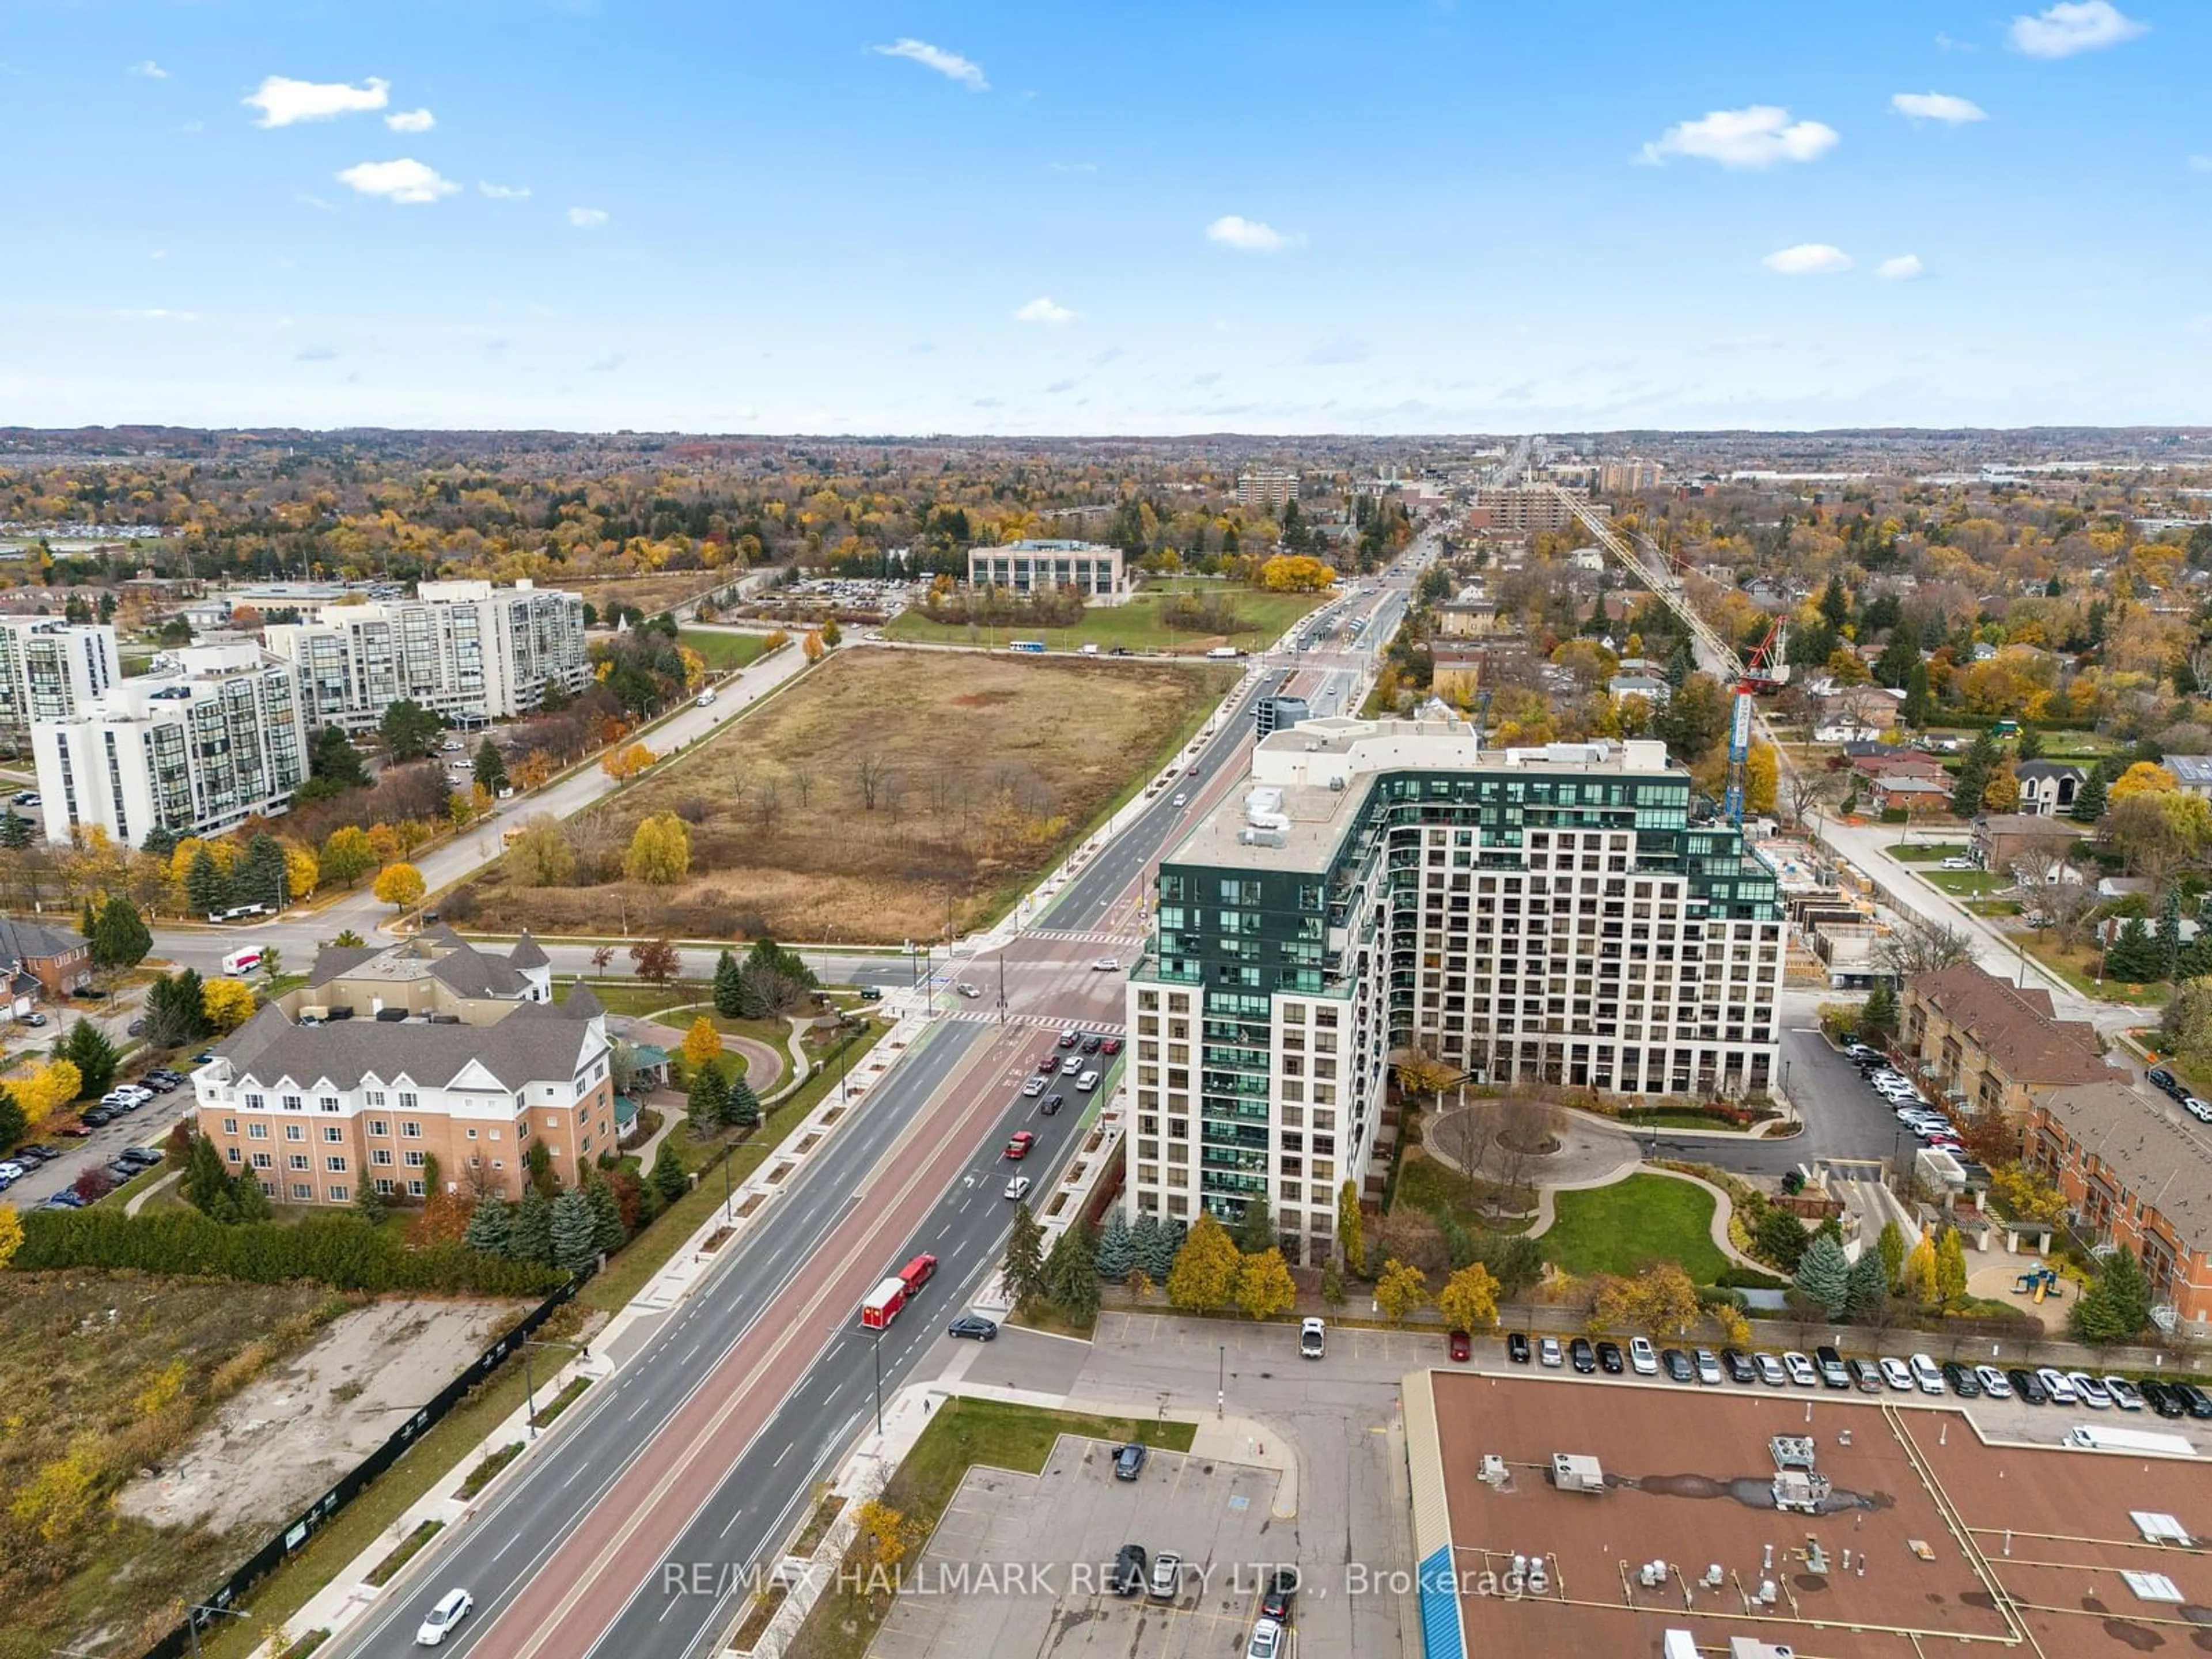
[1081,1035,1104,1054]
[1941,1361,1983,1399]
[1595,1340,1624,1374]
[1113,1442,1148,1481]
[2007,1367,2048,1404]
[2174,1382,2212,1420]
[1660,1347,1694,1383]
[2148,1066,2184,1098]
[104,1161,141,1185]
[71,987,107,1000]
[857,985,883,1001]
[126,1018,147,1036]
[1260,1567,1299,1622]
[13,1144,57,1165]
[80,1105,116,1127]
[948,1315,999,1342]
[116,1146,164,1169]
[1506,1332,1531,1365]
[2142,1380,2189,1419]
[1041,1094,1065,1116]
[1111,1544,1148,1597]
[191,1051,216,1064]
[1721,1347,1758,1385]
[1568,1337,1597,1374]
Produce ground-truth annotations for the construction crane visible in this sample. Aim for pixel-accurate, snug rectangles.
[1722,619,1787,824]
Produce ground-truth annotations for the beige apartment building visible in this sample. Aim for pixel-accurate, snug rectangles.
[192,930,618,1205]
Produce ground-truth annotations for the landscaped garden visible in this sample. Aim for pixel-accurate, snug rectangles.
[1537,1173,1731,1283]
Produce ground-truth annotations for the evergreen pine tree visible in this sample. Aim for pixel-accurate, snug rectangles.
[1902,661,1933,727]
[586,1176,627,1252]
[1950,734,1998,820]
[649,1139,689,1205]
[1844,1249,1889,1319]
[184,1132,240,1221]
[2106,917,2160,982]
[1793,1233,1851,1317]
[513,1187,556,1266]
[1234,1196,1276,1255]
[353,1183,388,1225]
[2158,888,2183,982]
[550,1190,599,1273]
[1095,1210,1135,1282]
[1044,1223,1101,1321]
[713,949,744,1019]
[1130,1213,1164,1281]
[2070,767,2108,824]
[60,1020,119,1098]
[464,1195,513,1256]
[687,1065,729,1128]
[233,1170,272,1221]
[1002,1202,1047,1307]
[725,1076,762,1130]
[0,808,31,850]
[185,847,230,916]
[0,1086,25,1151]
[1860,981,1898,1043]
[2070,1245,2154,1345]
[92,896,152,971]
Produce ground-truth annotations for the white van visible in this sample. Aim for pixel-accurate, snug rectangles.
[221,948,264,977]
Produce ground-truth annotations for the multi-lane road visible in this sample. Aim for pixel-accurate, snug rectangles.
[316,562,1425,1659]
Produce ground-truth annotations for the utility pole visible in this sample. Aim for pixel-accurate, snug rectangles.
[182,1603,252,1659]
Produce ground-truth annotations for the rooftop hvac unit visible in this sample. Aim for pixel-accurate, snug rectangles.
[1769,1435,1817,1471]
[1478,1455,1509,1488]
[1548,1453,1605,1493]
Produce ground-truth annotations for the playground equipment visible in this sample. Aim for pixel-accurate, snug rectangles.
[2014,1266,2064,1302]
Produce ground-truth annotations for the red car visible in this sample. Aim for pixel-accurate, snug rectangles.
[1037,1054,1060,1074]
[1449,1330,1471,1362]
[1004,1131,1036,1161]
[1100,1036,1124,1056]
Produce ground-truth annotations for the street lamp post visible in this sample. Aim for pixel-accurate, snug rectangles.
[183,1602,252,1659]
[1217,1344,1225,1420]
[520,1336,575,1439]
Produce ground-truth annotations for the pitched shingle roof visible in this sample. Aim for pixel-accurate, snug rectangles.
[0,916,85,963]
[2036,1079,2212,1245]
[1907,961,2110,1087]
[507,930,549,970]
[217,996,604,1093]
[2014,762,2086,784]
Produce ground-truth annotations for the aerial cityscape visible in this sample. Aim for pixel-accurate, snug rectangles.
[6,6,2212,1659]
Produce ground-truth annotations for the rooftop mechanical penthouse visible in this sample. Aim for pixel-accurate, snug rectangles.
[1124,715,1783,1264]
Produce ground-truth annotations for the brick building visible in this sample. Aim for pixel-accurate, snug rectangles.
[1897,961,2111,1118]
[0,915,92,1010]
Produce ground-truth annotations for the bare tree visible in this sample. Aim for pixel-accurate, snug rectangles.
[2040,878,2100,946]
[753,778,782,834]
[739,960,807,1016]
[2008,824,2076,895]
[1874,914,1975,980]
[1492,1098,1562,1195]
[789,762,815,809]
[854,752,886,812]
[1786,766,1843,830]
[1429,1101,1493,1184]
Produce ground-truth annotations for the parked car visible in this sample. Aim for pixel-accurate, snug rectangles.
[2103,1376,2145,1412]
[1975,1365,2014,1399]
[2035,1367,2080,1404]
[1537,1336,1563,1369]
[1879,1357,1915,1392]
[1848,1358,1885,1393]
[948,1316,999,1341]
[1300,1318,1326,1360]
[1569,1337,1597,1374]
[857,985,882,1001]
[1245,1618,1285,1659]
[1782,1351,1819,1388]
[1259,1567,1299,1622]
[1694,1349,1724,1386]
[1721,1347,1758,1384]
[1941,1361,1984,1398]
[2067,1372,2113,1409]
[2141,1379,2188,1418]
[1113,1443,1148,1480]
[1908,1353,1946,1395]
[1507,1332,1531,1365]
[1595,1340,1624,1375]
[2147,1066,2185,1099]
[1627,1336,1658,1376]
[1111,1544,1148,1597]
[1448,1330,1471,1362]
[116,1146,163,1170]
[1147,1551,1183,1601]
[1660,1348,1694,1383]
[1815,1346,1851,1389]
[2008,1367,2049,1405]
[2173,1382,2212,1420]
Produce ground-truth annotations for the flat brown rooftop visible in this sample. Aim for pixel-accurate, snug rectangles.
[1406,1369,2212,1659]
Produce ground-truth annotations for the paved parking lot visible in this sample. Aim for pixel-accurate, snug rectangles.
[871,1439,1294,1659]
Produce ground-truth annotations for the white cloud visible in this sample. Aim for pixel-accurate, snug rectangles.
[116,308,200,322]
[1639,105,1838,168]
[245,74,390,127]
[336,158,460,204]
[1014,296,1075,326]
[130,60,168,79]
[1891,91,1988,123]
[872,38,988,91]
[384,108,435,133]
[1876,253,1926,281]
[1762,243,1853,275]
[479,181,532,199]
[567,206,608,228]
[2008,1,2147,57]
[1205,214,1300,252]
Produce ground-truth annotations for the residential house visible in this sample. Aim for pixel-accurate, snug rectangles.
[0,915,92,1013]
[1813,685,1904,744]
[2163,755,2212,799]
[1430,644,1485,703]
[1899,961,2112,1120]
[1434,597,1501,639]
[1868,775,1952,817]
[1972,812,2078,878]
[2027,1078,2212,1329]
[2013,761,2086,817]
[1607,671,1670,704]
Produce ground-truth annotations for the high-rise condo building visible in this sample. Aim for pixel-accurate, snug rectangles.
[0,617,120,755]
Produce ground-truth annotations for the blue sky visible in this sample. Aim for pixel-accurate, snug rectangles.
[5,0,2207,433]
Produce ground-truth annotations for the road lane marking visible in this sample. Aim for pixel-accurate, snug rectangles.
[718,1507,747,1539]
[772,1441,793,1468]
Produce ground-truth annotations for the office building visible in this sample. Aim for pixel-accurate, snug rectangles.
[966,540,1128,604]
[1124,716,1783,1263]
[0,618,120,754]
[193,929,616,1207]
[1235,467,1300,512]
[1597,459,1664,493]
[31,642,308,847]
[1467,487,1579,533]
[263,579,589,732]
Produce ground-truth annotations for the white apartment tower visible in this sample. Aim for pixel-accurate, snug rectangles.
[1236,467,1300,512]
[1124,717,1784,1264]
[0,618,120,755]
[264,579,589,732]
[31,642,308,847]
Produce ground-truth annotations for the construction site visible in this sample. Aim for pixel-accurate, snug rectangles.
[1406,1368,2212,1659]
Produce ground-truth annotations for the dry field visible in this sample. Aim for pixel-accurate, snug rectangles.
[572,570,731,619]
[460,647,1234,942]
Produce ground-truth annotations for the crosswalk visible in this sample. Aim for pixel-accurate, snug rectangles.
[939,1007,1127,1034]
[1025,926,1143,946]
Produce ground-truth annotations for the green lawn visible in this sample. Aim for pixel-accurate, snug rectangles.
[1923,869,2004,896]
[1538,1173,1730,1283]
[786,1399,1197,1659]
[679,627,772,671]
[884,581,1325,655]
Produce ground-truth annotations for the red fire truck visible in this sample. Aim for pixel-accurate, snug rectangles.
[859,1253,938,1329]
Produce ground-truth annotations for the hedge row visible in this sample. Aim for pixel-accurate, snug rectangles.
[13,1207,566,1296]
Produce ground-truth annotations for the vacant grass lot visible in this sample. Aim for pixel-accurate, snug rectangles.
[0,1274,346,1659]
[679,627,772,671]
[1537,1173,1730,1283]
[885,579,1324,655]
[1923,869,2005,896]
[574,570,730,620]
[462,649,1234,943]
[1887,841,1968,862]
